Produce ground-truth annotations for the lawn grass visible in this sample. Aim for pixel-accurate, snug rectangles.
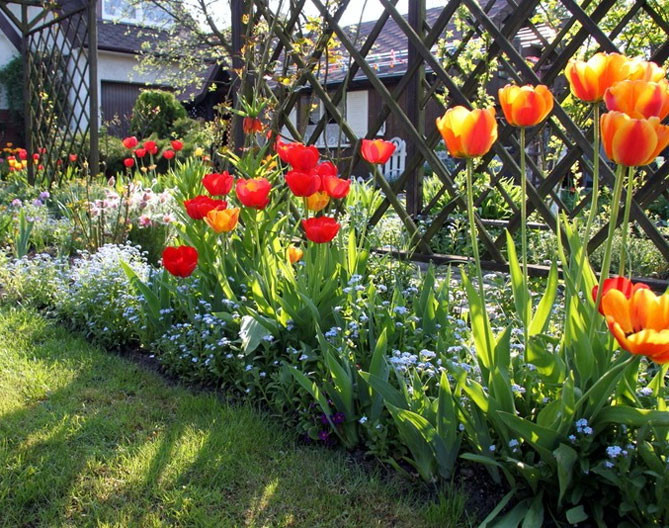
[0,307,468,528]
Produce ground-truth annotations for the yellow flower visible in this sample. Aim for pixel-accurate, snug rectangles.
[194,147,204,157]
[306,191,330,212]
[287,246,303,264]
[205,208,240,233]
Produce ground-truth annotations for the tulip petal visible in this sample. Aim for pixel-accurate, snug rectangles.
[601,289,633,333]
[612,117,657,167]
[625,329,669,362]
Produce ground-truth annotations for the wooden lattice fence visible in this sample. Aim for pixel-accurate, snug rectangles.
[235,0,669,273]
[0,0,99,185]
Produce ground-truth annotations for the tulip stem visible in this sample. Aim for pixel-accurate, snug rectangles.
[618,166,635,277]
[589,163,626,341]
[465,158,492,349]
[520,128,530,347]
[576,103,600,294]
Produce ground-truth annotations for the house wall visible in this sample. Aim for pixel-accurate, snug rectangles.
[97,50,174,134]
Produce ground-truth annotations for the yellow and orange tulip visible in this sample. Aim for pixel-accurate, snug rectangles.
[600,111,669,167]
[498,84,553,127]
[565,52,630,103]
[436,106,497,159]
[205,207,240,233]
[601,286,669,364]
[625,58,666,82]
[604,79,669,121]
[287,246,303,264]
[306,191,330,212]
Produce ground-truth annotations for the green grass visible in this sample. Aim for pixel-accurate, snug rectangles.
[0,307,468,528]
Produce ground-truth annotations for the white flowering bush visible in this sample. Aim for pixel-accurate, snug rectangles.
[55,244,150,348]
[0,252,68,308]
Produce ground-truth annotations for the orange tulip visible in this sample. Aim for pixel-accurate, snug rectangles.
[600,111,669,166]
[287,246,303,264]
[565,52,630,103]
[205,208,240,233]
[435,106,497,159]
[601,287,669,364]
[498,84,553,127]
[306,191,330,212]
[604,80,669,120]
[592,276,650,315]
[360,139,396,164]
[624,58,666,82]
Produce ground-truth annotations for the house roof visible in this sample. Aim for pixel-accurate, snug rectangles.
[317,2,552,85]
[97,20,167,55]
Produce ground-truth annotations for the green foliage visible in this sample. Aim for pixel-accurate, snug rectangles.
[0,56,23,118]
[129,89,187,138]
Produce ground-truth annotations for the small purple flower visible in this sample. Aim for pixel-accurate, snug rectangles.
[332,412,345,425]
[32,199,43,207]
[11,198,22,207]
[320,413,329,425]
[318,430,330,442]
[39,191,50,200]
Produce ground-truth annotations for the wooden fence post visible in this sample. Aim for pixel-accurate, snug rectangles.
[406,0,425,217]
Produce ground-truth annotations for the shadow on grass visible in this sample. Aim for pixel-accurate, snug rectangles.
[0,308,451,528]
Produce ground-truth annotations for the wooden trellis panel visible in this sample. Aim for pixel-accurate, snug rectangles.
[1,0,99,185]
[242,0,669,269]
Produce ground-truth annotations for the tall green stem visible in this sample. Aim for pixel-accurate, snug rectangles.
[576,103,600,292]
[253,209,276,315]
[588,164,626,341]
[465,159,492,353]
[618,166,635,277]
[519,128,530,345]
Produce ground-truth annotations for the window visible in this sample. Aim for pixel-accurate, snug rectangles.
[303,90,370,148]
[102,0,172,27]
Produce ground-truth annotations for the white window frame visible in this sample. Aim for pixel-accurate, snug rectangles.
[102,0,171,27]
[304,91,378,148]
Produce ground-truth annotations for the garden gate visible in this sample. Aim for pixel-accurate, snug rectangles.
[232,0,669,276]
[0,0,99,184]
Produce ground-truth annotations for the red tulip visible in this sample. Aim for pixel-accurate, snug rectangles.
[171,140,184,151]
[123,158,135,168]
[122,136,139,149]
[236,178,271,209]
[134,147,147,158]
[32,153,39,161]
[302,216,340,243]
[321,163,350,199]
[184,195,227,220]
[144,140,158,155]
[162,149,175,160]
[361,139,396,164]
[276,139,320,171]
[316,161,338,178]
[17,149,27,160]
[203,171,235,196]
[285,169,321,197]
[243,117,263,134]
[162,246,198,277]
[69,154,78,162]
[592,276,650,315]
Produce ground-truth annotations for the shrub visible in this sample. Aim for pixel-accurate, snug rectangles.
[129,89,187,138]
[56,244,149,349]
